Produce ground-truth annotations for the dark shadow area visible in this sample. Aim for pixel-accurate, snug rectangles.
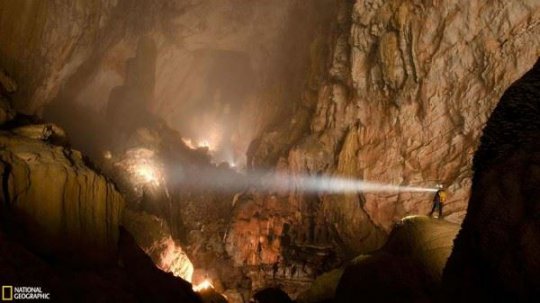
[442,58,540,301]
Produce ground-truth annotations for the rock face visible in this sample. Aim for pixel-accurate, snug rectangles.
[0,127,124,263]
[335,216,459,302]
[442,59,540,301]
[241,0,540,271]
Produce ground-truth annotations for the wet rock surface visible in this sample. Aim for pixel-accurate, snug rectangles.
[234,1,540,296]
[442,58,540,301]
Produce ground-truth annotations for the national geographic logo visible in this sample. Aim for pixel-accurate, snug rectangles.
[1,286,12,301]
[2,286,50,301]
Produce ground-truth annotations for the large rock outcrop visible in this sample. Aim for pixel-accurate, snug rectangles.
[442,58,540,301]
[0,127,124,263]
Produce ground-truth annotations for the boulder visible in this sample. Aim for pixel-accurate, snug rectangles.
[442,58,540,301]
[335,216,459,302]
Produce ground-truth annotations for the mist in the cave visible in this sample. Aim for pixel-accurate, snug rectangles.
[40,0,336,170]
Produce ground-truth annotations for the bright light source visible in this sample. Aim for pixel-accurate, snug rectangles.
[182,138,197,149]
[114,148,164,188]
[103,150,112,159]
[136,164,160,185]
[193,279,214,292]
[166,165,439,195]
[182,137,215,151]
[198,140,211,149]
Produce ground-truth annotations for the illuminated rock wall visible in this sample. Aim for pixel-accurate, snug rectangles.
[244,0,540,264]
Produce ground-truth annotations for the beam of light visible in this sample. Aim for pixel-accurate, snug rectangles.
[265,173,439,194]
[168,164,439,195]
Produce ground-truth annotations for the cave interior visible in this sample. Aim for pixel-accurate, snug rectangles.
[0,1,539,302]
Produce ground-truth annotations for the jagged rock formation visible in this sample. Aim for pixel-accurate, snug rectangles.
[335,216,459,302]
[442,59,540,301]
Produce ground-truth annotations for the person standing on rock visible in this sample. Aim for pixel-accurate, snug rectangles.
[429,185,447,219]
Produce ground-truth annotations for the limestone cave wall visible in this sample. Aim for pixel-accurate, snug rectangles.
[242,0,540,265]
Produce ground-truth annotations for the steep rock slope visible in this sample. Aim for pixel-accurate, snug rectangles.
[442,59,540,301]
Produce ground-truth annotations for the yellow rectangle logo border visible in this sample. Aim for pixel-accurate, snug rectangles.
[1,286,13,301]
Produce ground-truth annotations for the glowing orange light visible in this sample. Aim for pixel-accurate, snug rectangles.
[193,279,214,292]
